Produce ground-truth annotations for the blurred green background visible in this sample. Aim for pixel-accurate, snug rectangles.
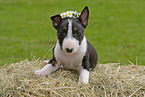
[0,0,145,66]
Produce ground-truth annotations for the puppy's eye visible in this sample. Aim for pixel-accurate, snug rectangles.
[60,30,66,36]
[60,31,64,35]
[75,31,81,36]
[59,27,67,36]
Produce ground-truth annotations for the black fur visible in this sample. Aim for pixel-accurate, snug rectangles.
[56,19,68,50]
[48,47,57,66]
[72,19,85,44]
[87,41,98,71]
[82,53,90,71]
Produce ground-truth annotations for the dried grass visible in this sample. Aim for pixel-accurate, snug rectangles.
[0,59,145,97]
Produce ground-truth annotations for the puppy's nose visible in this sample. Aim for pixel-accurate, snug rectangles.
[66,48,73,53]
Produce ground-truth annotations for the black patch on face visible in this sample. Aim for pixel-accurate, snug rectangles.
[56,19,68,50]
[72,19,84,44]
[56,18,85,50]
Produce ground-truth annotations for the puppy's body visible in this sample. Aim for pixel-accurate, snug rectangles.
[34,6,98,84]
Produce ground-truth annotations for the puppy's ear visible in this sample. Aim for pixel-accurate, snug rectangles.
[50,15,62,29]
[79,6,89,28]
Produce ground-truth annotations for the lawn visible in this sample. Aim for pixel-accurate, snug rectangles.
[0,0,145,66]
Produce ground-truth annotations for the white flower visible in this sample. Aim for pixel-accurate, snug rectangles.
[60,12,66,19]
[67,11,73,18]
[60,11,80,19]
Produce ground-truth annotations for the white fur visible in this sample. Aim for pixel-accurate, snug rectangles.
[62,19,80,55]
[54,36,87,70]
[34,63,60,76]
[67,19,73,38]
[78,67,90,84]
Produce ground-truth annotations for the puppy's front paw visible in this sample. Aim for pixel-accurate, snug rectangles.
[34,64,54,76]
[78,78,89,84]
[79,68,90,84]
[43,60,50,64]
[34,69,49,76]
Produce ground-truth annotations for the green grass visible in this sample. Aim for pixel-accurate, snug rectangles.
[0,0,145,66]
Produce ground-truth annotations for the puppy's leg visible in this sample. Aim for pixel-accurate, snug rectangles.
[34,63,60,76]
[79,67,89,84]
[78,54,90,84]
[34,57,60,76]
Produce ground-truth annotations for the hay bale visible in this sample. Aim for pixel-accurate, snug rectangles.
[0,59,145,96]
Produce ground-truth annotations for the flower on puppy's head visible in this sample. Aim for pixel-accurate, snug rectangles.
[60,11,81,19]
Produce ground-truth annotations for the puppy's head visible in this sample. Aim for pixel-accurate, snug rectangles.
[50,6,89,55]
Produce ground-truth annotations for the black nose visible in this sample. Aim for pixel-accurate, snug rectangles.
[66,48,73,53]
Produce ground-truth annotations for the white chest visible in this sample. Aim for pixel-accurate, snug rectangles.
[55,51,83,70]
[54,37,87,70]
